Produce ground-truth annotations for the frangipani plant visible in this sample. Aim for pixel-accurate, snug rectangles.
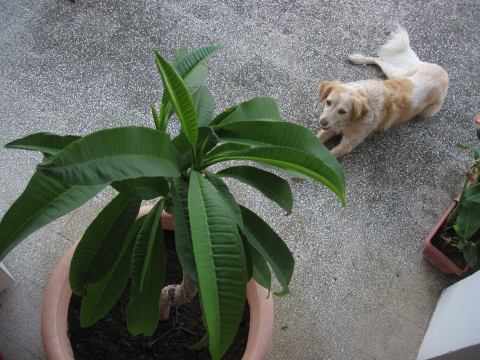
[445,125,480,268]
[0,46,346,359]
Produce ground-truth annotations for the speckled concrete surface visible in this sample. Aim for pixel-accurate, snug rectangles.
[1,1,479,359]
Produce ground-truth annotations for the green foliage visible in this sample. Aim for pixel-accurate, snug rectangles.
[0,46,346,359]
[449,127,480,267]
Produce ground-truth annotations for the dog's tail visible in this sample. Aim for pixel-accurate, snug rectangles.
[377,27,422,68]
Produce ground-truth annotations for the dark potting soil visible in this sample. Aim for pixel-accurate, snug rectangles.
[67,230,250,360]
[430,223,480,270]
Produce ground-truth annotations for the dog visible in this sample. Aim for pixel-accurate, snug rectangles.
[316,27,449,158]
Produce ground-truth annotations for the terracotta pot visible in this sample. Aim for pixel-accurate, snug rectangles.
[422,200,469,276]
[41,207,274,360]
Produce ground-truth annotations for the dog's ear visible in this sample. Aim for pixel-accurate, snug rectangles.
[351,96,371,122]
[318,81,340,103]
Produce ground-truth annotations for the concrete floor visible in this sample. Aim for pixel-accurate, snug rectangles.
[1,0,479,359]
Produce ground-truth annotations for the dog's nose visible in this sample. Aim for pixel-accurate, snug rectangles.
[320,118,328,126]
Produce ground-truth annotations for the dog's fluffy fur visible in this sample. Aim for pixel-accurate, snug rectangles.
[317,27,449,158]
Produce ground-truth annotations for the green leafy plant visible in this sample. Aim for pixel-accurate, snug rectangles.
[0,46,346,359]
[445,126,480,267]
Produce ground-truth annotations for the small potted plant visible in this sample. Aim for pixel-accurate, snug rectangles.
[423,124,480,275]
[0,46,346,359]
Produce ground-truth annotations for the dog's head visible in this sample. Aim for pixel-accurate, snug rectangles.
[318,81,371,130]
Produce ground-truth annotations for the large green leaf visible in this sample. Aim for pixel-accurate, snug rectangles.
[209,106,237,127]
[0,171,106,261]
[240,205,294,295]
[192,85,215,127]
[69,193,141,296]
[158,66,207,130]
[462,182,480,204]
[204,143,251,161]
[80,216,146,327]
[247,240,272,292]
[216,165,293,215]
[126,235,165,336]
[159,45,221,131]
[462,242,479,267]
[37,127,182,185]
[455,200,480,241]
[213,120,345,200]
[5,132,81,156]
[188,171,247,360]
[131,200,165,293]
[204,170,244,232]
[206,146,345,206]
[213,96,282,126]
[174,46,222,80]
[170,177,197,282]
[154,51,198,149]
[111,176,169,200]
[126,202,166,336]
[240,231,254,282]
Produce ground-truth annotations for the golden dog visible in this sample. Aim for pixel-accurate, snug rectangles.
[317,27,449,158]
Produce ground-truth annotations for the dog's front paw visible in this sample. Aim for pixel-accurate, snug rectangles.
[348,54,368,64]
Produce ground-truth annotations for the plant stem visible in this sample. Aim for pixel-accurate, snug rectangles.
[159,271,198,321]
[157,207,198,321]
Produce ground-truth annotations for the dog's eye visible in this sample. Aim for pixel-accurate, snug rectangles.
[338,109,346,114]
[326,100,331,106]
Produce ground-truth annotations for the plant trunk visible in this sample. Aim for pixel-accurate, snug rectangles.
[159,271,198,320]
[158,205,198,320]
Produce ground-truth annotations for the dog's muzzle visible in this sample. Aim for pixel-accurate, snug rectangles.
[320,119,339,131]
[320,118,331,130]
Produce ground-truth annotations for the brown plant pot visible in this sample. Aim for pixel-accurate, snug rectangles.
[41,207,274,360]
[422,200,469,276]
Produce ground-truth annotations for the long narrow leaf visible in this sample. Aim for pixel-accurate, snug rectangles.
[37,127,182,185]
[5,132,81,156]
[240,231,254,282]
[80,216,146,327]
[188,171,247,360]
[127,205,166,336]
[240,205,294,295]
[154,51,198,149]
[0,171,106,261]
[111,176,169,200]
[204,170,244,232]
[216,165,293,215]
[131,200,165,292]
[248,242,272,292]
[204,143,251,161]
[213,119,345,196]
[158,66,207,130]
[69,193,141,296]
[192,85,215,127]
[207,146,345,206]
[209,106,237,127]
[170,177,197,281]
[456,200,480,241]
[159,45,220,130]
[174,46,222,80]
[213,96,282,126]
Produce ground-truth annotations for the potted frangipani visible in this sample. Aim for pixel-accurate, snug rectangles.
[0,45,346,359]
